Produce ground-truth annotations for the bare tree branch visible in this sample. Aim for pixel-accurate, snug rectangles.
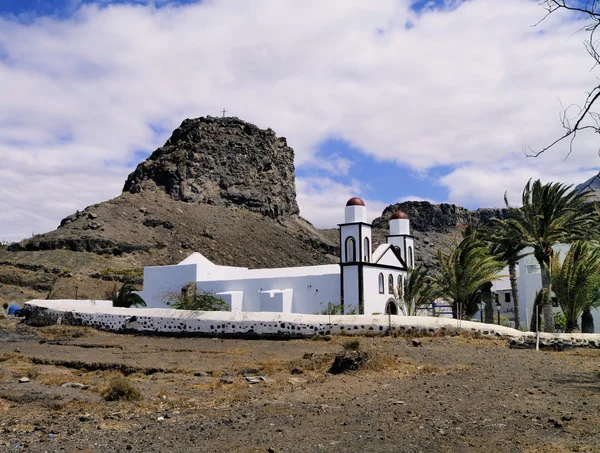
[527,1,600,159]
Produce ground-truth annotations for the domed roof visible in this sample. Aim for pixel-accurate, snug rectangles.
[390,210,409,220]
[346,197,365,207]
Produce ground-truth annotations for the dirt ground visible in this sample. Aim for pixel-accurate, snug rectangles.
[0,319,599,453]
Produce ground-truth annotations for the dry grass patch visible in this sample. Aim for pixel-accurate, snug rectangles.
[102,374,142,402]
[36,325,93,340]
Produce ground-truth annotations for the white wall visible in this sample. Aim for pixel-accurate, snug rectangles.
[140,263,197,308]
[516,244,600,331]
[363,266,405,315]
[195,273,340,315]
[342,266,359,313]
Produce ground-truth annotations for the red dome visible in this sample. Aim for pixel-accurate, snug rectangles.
[346,197,365,207]
[391,210,409,220]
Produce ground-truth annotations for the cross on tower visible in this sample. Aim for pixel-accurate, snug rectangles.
[221,108,227,118]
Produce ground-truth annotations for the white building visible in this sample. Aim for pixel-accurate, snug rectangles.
[138,198,414,315]
[515,244,600,331]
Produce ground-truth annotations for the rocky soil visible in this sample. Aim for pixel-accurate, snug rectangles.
[0,320,599,452]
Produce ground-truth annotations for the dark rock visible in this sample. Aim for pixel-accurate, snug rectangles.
[290,367,304,375]
[240,368,261,376]
[194,371,209,377]
[411,340,422,347]
[219,378,234,385]
[372,201,509,234]
[123,117,300,219]
[328,351,371,374]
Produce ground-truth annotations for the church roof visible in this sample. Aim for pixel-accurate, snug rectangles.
[391,210,409,219]
[346,197,365,207]
[177,252,216,267]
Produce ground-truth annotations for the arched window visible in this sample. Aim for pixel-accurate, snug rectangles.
[388,274,394,294]
[378,273,384,294]
[397,275,403,292]
[363,237,370,262]
[408,246,413,268]
[345,236,356,262]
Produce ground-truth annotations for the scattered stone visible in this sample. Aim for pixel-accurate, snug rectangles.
[61,382,89,389]
[412,340,422,347]
[194,371,209,377]
[244,376,266,384]
[157,416,165,421]
[18,377,30,383]
[240,368,261,376]
[13,348,21,353]
[220,378,235,385]
[290,367,304,375]
[79,414,92,422]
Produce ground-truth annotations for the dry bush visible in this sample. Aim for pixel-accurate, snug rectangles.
[416,364,443,375]
[102,374,142,402]
[343,339,361,351]
[26,367,39,380]
[362,352,396,372]
[37,325,92,340]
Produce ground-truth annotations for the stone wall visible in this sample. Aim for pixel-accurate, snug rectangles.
[21,300,600,348]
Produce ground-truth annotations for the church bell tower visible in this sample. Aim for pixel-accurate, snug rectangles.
[339,197,372,314]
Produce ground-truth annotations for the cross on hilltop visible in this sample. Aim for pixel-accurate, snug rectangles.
[221,108,227,117]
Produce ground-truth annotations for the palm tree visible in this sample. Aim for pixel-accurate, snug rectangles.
[550,242,600,333]
[488,228,527,330]
[111,284,146,308]
[500,179,598,332]
[434,235,505,320]
[462,226,505,324]
[396,265,438,316]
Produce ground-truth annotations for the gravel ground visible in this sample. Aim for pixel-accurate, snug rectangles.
[0,320,599,453]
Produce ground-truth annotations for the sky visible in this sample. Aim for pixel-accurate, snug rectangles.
[1,0,599,242]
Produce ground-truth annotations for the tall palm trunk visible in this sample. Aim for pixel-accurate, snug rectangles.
[482,282,494,324]
[508,261,520,329]
[582,308,595,333]
[540,262,555,333]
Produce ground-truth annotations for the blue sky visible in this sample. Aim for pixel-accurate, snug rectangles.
[1,0,599,241]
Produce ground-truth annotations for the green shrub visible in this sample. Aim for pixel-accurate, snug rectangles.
[165,282,228,311]
[316,302,357,315]
[554,312,567,332]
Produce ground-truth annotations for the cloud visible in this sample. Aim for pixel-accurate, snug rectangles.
[0,0,599,241]
[296,177,387,228]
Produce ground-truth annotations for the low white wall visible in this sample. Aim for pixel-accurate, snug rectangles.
[21,299,600,347]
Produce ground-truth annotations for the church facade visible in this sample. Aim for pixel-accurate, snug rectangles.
[138,198,414,315]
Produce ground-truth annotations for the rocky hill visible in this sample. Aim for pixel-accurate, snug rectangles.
[0,117,336,303]
[576,173,600,201]
[123,117,299,218]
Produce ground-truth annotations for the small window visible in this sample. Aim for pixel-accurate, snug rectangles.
[378,273,384,294]
[504,293,511,303]
[388,274,394,294]
[364,237,370,262]
[345,236,356,262]
[397,275,402,289]
[408,246,413,267]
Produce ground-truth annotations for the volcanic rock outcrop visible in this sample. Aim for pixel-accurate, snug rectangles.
[123,117,300,219]
[372,202,510,233]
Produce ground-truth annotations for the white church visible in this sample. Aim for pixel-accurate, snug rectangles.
[139,197,415,315]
